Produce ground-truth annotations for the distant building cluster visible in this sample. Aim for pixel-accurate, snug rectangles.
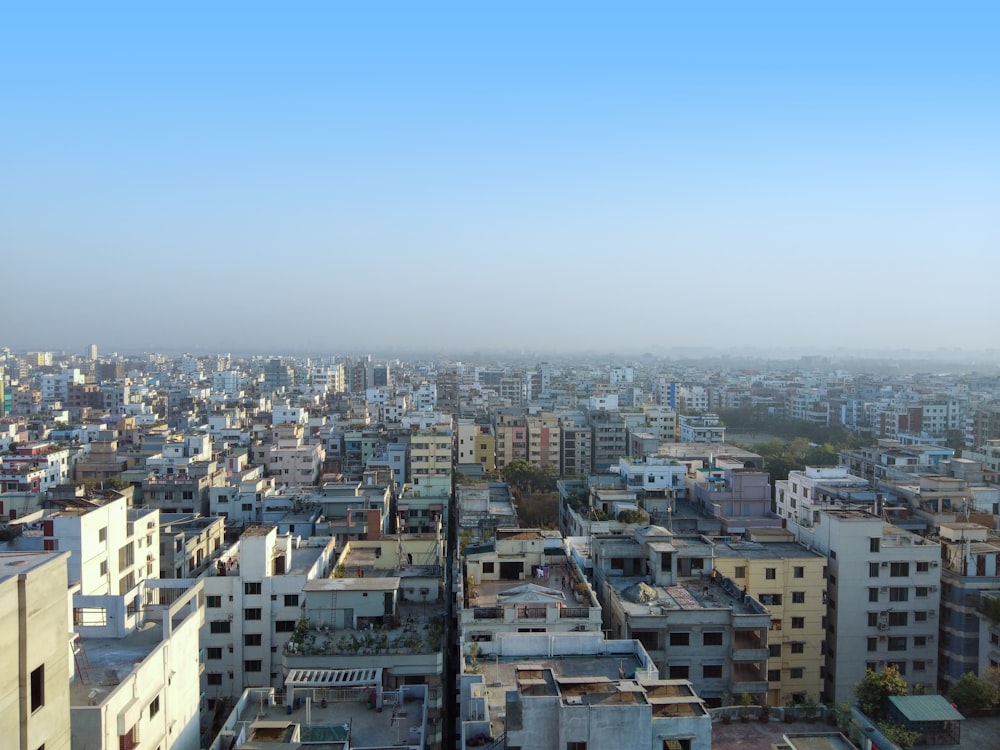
[1,346,1000,749]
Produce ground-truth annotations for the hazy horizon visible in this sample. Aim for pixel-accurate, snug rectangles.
[3,4,998,355]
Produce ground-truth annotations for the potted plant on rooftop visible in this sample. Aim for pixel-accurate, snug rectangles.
[739,692,753,723]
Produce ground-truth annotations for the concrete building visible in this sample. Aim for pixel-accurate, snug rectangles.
[711,529,827,706]
[592,527,771,705]
[460,633,711,750]
[70,579,204,750]
[199,525,338,704]
[691,465,777,534]
[560,423,593,478]
[456,482,517,538]
[775,466,877,528]
[790,508,942,702]
[589,408,627,473]
[936,522,1000,693]
[526,412,561,473]
[0,551,72,750]
[409,427,453,479]
[461,530,601,639]
[678,413,725,443]
[6,496,159,597]
[158,512,226,579]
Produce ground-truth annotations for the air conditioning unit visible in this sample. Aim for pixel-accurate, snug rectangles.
[929,586,938,592]
[880,587,889,593]
[931,561,939,567]
[881,562,889,567]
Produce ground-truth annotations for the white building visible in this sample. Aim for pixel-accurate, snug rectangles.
[199,525,337,704]
[790,508,941,702]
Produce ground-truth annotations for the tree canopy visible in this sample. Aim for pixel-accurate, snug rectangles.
[501,460,557,493]
[855,665,908,720]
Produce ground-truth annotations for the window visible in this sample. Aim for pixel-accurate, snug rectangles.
[207,647,223,660]
[703,632,723,646]
[284,594,299,607]
[890,562,910,578]
[244,660,262,672]
[244,608,262,620]
[769,644,782,657]
[149,696,160,719]
[888,661,906,676]
[914,636,927,647]
[210,620,231,634]
[207,673,223,685]
[98,527,107,543]
[768,669,781,682]
[244,582,262,595]
[889,587,909,602]
[915,586,928,597]
[790,667,804,679]
[702,665,722,679]
[734,566,746,579]
[634,631,659,651]
[207,595,222,608]
[913,660,926,672]
[245,633,262,646]
[869,563,880,578]
[792,591,805,604]
[916,561,929,572]
[765,568,776,580]
[888,611,908,627]
[791,617,805,629]
[888,637,907,651]
[869,588,880,602]
[915,611,928,622]
[867,637,878,652]
[668,665,689,679]
[791,642,805,654]
[99,560,108,577]
[567,743,588,750]
[793,566,804,579]
[275,620,296,633]
[30,665,44,712]
[669,632,690,647]
[870,538,881,553]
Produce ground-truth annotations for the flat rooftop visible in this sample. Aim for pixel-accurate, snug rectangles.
[71,620,163,706]
[713,540,826,562]
[0,551,64,581]
[611,576,766,617]
[218,683,426,750]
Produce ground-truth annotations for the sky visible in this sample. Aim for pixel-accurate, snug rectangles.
[2,2,998,357]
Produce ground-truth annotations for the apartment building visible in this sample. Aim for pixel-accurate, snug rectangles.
[71,579,205,750]
[711,530,827,706]
[592,527,771,705]
[199,525,337,704]
[409,427,453,479]
[463,635,710,750]
[678,413,725,444]
[526,412,561,473]
[0,551,72,750]
[792,508,941,702]
[589,408,627,473]
[936,522,1000,693]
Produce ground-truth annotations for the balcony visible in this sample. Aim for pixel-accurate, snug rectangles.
[731,631,768,662]
[731,663,767,695]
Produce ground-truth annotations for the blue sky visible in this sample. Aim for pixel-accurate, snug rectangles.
[3,2,998,355]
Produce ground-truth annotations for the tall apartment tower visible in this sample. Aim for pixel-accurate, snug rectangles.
[792,508,941,702]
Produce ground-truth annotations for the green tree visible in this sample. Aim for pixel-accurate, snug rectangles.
[877,721,920,750]
[855,665,908,720]
[948,672,999,715]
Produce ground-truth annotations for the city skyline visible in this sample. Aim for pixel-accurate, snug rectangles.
[3,3,998,354]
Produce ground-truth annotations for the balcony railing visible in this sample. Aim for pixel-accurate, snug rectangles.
[559,607,591,619]
[473,607,502,620]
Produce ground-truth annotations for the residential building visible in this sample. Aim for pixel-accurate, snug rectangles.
[199,525,337,702]
[711,529,827,706]
[678,413,725,443]
[592,527,771,705]
[0,551,72,750]
[456,482,517,537]
[936,522,1000,693]
[791,508,941,702]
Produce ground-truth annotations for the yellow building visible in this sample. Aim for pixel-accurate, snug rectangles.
[712,529,826,706]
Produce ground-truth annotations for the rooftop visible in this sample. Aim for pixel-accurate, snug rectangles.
[70,620,164,706]
[210,682,427,750]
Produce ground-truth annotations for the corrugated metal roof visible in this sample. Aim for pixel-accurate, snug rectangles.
[889,694,965,722]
